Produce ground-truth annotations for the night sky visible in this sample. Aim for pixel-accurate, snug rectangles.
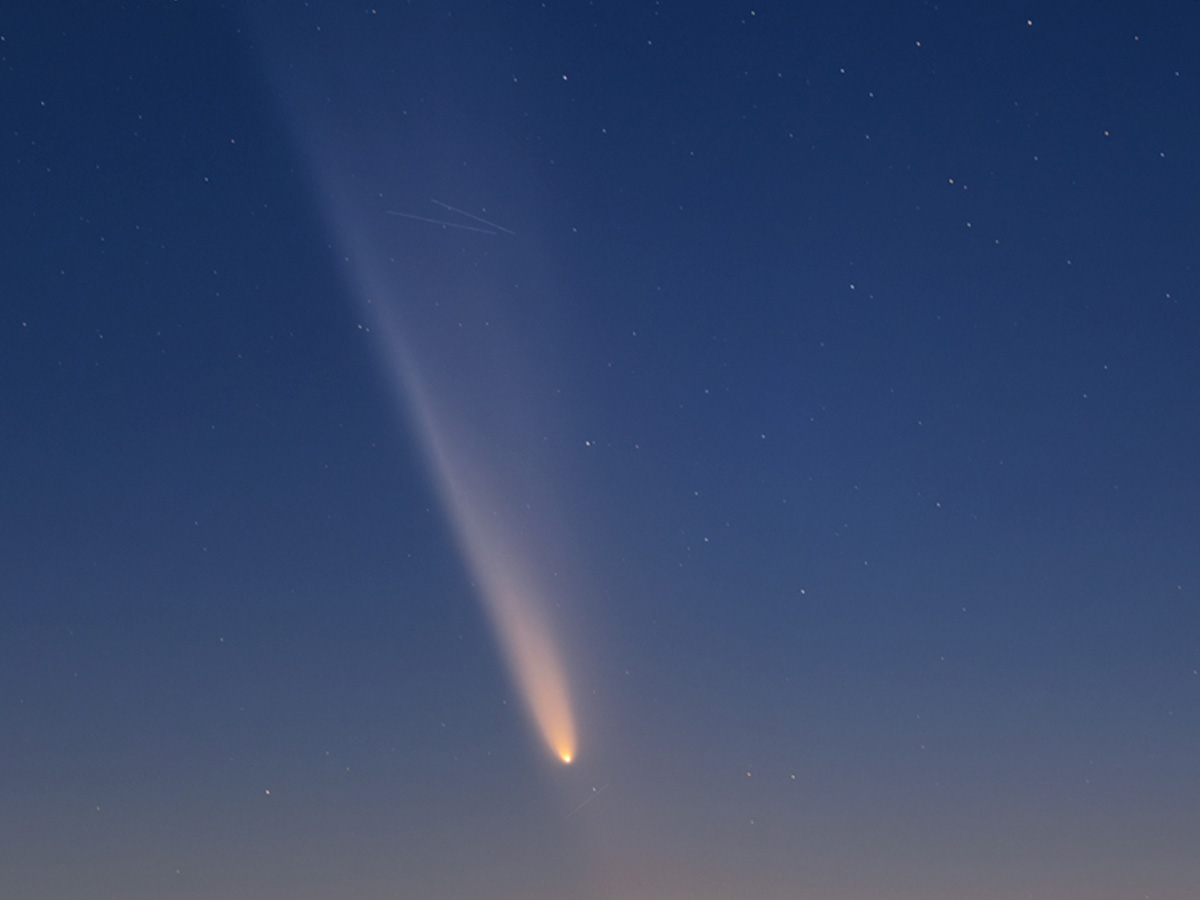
[4,2,1200,898]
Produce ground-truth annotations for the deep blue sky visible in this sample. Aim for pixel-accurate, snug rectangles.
[3,2,1199,898]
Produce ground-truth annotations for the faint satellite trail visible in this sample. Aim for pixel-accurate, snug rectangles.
[386,199,516,235]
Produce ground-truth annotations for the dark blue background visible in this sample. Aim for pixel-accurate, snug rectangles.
[3,3,1198,898]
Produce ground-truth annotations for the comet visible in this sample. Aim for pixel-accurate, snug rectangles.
[253,8,574,768]
[414,391,578,767]
[362,289,578,767]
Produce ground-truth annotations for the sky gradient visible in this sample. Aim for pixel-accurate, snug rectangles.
[3,2,1199,898]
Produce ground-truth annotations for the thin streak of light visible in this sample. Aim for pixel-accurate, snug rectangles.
[385,210,497,234]
[430,198,517,235]
[565,783,609,819]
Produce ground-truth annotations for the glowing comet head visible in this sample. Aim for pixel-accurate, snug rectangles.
[335,240,579,769]
[490,579,577,766]
[262,14,581,773]
[395,376,578,767]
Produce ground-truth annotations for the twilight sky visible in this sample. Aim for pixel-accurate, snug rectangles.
[3,2,1199,898]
